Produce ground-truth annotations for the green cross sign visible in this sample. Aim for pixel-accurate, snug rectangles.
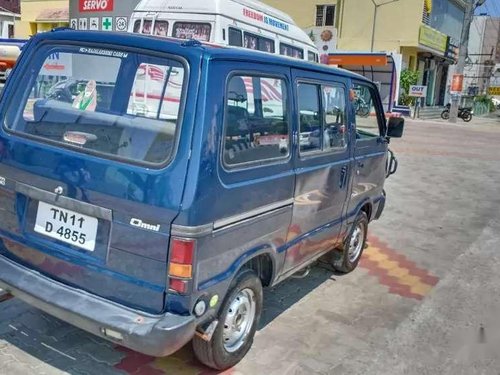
[102,17,112,31]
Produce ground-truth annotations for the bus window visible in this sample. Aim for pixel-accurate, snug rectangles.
[244,33,275,53]
[259,38,275,53]
[280,43,304,59]
[228,27,243,47]
[173,22,211,41]
[134,20,168,36]
[308,51,318,62]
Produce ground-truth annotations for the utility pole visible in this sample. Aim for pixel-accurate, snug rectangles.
[449,0,486,123]
[370,0,401,52]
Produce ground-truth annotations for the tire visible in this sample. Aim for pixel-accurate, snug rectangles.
[331,211,368,273]
[193,269,263,370]
[462,112,472,122]
[441,110,450,120]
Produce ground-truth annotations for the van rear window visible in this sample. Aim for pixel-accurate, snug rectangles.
[173,23,211,41]
[5,46,186,166]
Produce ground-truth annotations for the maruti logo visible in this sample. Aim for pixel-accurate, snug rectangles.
[130,218,160,232]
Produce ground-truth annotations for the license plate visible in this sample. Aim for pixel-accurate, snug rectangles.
[34,201,98,252]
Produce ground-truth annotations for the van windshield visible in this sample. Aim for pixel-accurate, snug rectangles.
[5,46,186,165]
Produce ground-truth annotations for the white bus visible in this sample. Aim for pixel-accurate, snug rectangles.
[128,0,319,62]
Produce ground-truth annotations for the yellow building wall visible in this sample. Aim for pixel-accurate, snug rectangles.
[262,0,424,70]
[263,0,339,29]
[337,0,423,52]
[16,0,68,38]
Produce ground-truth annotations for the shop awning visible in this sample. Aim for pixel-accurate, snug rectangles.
[35,8,69,23]
[327,53,388,66]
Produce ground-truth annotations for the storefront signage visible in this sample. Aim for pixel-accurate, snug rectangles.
[242,8,289,31]
[450,74,463,94]
[419,24,447,54]
[445,38,459,63]
[409,85,427,97]
[79,0,114,12]
[488,86,500,96]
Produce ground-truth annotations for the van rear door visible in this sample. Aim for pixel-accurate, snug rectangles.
[0,40,193,314]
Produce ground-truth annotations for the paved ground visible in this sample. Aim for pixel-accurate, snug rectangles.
[1,115,500,374]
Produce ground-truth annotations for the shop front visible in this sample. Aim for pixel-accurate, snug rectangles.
[416,24,449,106]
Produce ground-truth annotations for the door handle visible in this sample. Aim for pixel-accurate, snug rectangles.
[339,166,348,188]
[358,162,365,168]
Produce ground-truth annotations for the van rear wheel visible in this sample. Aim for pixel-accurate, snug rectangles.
[193,269,262,370]
[331,211,368,273]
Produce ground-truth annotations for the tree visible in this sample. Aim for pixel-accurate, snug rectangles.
[399,69,419,106]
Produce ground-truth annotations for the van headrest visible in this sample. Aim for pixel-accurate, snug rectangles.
[227,76,247,103]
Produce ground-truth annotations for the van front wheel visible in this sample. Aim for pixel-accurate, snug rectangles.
[193,269,263,370]
[332,211,368,273]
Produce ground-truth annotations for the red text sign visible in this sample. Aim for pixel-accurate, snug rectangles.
[79,0,113,12]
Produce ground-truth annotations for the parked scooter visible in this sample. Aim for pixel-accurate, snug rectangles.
[441,103,473,122]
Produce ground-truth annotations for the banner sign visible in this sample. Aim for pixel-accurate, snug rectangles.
[450,74,463,94]
[488,86,500,96]
[409,85,427,97]
[419,24,447,54]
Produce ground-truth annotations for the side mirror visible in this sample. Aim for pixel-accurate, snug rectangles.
[387,117,404,138]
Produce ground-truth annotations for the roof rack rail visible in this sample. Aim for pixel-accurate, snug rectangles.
[181,39,202,48]
[51,27,74,33]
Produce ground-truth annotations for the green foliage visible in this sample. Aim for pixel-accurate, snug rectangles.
[398,69,419,106]
[474,94,495,112]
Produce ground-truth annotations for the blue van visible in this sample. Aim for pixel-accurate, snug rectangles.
[0,30,402,370]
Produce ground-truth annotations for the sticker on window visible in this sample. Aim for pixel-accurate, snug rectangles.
[173,23,211,41]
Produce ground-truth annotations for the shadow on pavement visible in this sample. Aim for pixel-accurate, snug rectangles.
[0,261,339,374]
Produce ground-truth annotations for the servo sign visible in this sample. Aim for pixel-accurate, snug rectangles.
[79,0,114,12]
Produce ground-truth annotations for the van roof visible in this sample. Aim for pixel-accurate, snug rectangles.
[29,29,370,83]
[133,0,295,24]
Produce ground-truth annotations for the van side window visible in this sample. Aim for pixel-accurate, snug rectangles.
[244,33,275,53]
[223,75,289,166]
[352,83,382,138]
[228,27,243,47]
[280,43,304,59]
[298,83,321,152]
[298,83,347,153]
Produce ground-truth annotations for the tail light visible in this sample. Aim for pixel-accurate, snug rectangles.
[168,237,195,294]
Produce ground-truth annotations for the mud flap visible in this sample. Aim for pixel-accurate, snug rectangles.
[195,320,219,342]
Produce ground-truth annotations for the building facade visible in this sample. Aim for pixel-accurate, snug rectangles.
[17,0,69,38]
[464,15,500,96]
[263,0,466,106]
[0,0,20,38]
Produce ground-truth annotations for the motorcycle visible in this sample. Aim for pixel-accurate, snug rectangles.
[440,103,473,122]
[354,96,370,117]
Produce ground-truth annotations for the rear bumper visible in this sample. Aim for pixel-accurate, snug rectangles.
[0,254,196,357]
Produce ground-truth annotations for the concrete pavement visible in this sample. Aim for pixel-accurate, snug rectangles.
[337,218,500,375]
[0,117,499,374]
